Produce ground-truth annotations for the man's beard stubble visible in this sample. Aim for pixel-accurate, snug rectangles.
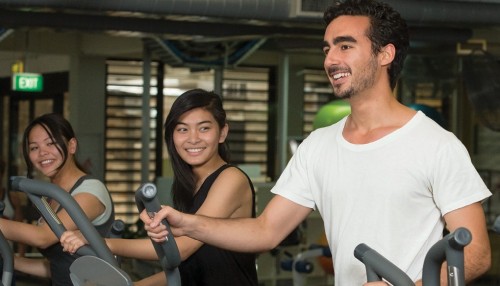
[331,56,379,100]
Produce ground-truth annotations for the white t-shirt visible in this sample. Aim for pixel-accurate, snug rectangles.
[272,111,491,285]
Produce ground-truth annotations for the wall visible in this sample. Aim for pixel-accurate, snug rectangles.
[0,29,327,180]
[68,55,107,180]
[1,25,499,284]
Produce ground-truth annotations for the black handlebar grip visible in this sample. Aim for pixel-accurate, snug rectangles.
[135,182,181,286]
[423,227,471,286]
[354,243,382,282]
[354,243,415,286]
[10,176,117,265]
[109,219,126,239]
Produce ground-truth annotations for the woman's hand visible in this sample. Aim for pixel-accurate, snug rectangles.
[364,282,389,286]
[60,230,87,254]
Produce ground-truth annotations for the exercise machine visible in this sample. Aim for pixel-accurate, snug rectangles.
[10,176,181,286]
[135,182,182,285]
[280,244,332,286]
[10,176,132,286]
[0,202,14,286]
[355,227,472,286]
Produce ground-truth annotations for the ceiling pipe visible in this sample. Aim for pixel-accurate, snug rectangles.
[0,0,293,21]
[385,0,500,26]
[1,0,500,27]
[0,8,322,37]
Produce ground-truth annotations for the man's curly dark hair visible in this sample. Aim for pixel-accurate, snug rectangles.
[324,0,409,89]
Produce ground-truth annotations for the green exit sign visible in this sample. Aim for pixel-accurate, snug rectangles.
[12,73,43,92]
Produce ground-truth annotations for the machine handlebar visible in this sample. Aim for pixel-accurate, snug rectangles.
[0,201,14,286]
[10,176,118,266]
[354,243,414,285]
[422,227,471,286]
[355,227,471,286]
[135,182,182,286]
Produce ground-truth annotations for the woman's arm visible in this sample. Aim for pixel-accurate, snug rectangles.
[0,218,57,248]
[64,167,261,261]
[0,191,105,249]
[14,256,51,278]
[10,192,27,255]
[134,272,166,286]
[166,167,257,259]
[108,238,158,260]
[61,231,159,260]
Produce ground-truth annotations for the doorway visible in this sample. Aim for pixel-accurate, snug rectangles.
[0,72,67,180]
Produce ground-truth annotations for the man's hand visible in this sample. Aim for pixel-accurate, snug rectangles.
[139,206,185,242]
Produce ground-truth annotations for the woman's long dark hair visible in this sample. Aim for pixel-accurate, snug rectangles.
[22,113,86,178]
[164,89,230,212]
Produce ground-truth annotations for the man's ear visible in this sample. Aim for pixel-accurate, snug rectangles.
[219,123,229,143]
[380,44,396,66]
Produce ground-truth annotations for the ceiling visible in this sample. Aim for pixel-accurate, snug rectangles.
[1,0,500,67]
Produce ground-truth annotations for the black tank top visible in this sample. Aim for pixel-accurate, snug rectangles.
[179,164,258,286]
[38,176,115,286]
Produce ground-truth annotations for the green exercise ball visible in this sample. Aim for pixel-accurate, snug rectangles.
[313,100,351,130]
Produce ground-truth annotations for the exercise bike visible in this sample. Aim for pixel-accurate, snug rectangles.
[354,227,472,286]
[10,176,181,286]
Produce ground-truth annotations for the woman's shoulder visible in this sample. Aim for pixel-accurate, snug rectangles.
[214,165,254,190]
[219,164,251,180]
[75,177,108,192]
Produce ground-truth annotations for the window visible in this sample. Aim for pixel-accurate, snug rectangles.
[105,61,273,223]
[105,60,159,223]
[302,69,333,137]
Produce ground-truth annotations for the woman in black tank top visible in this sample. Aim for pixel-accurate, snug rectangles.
[61,89,258,286]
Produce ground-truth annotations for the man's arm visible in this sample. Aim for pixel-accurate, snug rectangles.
[365,202,490,286]
[409,201,491,286]
[143,195,312,253]
[443,202,491,283]
[413,202,491,286]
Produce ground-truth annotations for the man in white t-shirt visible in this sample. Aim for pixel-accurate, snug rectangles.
[141,1,492,285]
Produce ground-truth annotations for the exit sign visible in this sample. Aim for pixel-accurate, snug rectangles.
[12,73,43,92]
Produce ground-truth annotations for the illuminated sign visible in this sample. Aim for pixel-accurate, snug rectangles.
[12,73,43,92]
